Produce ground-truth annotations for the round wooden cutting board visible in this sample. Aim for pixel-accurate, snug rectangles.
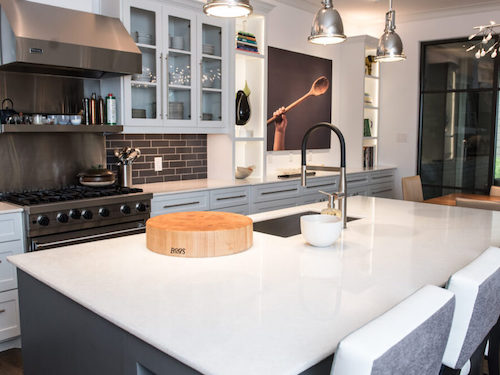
[146,211,253,258]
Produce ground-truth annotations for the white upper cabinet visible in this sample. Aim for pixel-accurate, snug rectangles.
[121,0,229,134]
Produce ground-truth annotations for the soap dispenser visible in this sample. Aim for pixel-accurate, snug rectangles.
[319,190,342,218]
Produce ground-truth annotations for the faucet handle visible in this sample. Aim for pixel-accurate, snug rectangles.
[319,190,337,208]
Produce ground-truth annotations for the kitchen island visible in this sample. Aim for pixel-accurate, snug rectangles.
[8,196,500,375]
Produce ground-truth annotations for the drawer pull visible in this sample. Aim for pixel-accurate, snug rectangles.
[372,175,393,180]
[0,309,5,313]
[373,189,392,194]
[306,183,336,189]
[216,195,247,201]
[261,188,297,195]
[348,178,368,184]
[163,201,200,209]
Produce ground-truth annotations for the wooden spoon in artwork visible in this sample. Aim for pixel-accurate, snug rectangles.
[267,76,330,125]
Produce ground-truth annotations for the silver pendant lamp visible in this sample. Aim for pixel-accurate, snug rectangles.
[203,0,253,18]
[308,0,346,45]
[375,0,406,62]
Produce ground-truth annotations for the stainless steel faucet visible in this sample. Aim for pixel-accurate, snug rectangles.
[301,122,347,228]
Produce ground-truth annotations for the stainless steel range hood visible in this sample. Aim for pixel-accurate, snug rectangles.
[0,0,141,78]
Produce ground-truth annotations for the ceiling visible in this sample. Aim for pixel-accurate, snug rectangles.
[278,0,500,23]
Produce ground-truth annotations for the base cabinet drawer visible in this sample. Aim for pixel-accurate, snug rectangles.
[151,191,209,216]
[251,197,297,214]
[370,170,395,185]
[348,186,370,197]
[0,289,20,343]
[347,173,370,189]
[0,241,22,293]
[210,205,249,215]
[209,187,250,210]
[300,176,339,195]
[370,183,394,198]
[0,214,22,244]
[251,181,300,203]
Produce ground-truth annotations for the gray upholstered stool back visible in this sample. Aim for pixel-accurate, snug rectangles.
[442,246,500,370]
[330,285,455,375]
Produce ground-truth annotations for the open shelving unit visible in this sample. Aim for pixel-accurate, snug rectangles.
[233,14,267,179]
[362,38,380,169]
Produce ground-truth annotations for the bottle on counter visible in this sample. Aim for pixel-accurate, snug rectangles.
[97,95,105,125]
[319,191,342,218]
[106,93,117,125]
[89,93,97,125]
[82,98,90,125]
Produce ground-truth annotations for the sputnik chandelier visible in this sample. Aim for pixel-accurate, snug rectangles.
[466,21,500,58]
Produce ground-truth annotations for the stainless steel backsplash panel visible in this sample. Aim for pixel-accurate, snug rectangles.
[0,133,106,192]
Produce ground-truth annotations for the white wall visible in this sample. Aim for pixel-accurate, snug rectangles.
[378,9,500,198]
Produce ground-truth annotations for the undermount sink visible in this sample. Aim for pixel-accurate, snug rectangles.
[253,211,362,238]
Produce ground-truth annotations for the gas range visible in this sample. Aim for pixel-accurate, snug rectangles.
[1,185,152,251]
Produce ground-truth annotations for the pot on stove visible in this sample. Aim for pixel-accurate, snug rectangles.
[77,167,115,187]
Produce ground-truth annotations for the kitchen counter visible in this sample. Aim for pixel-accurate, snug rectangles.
[8,196,498,375]
[0,202,23,214]
[135,165,396,196]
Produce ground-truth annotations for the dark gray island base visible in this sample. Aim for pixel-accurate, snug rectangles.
[17,270,333,375]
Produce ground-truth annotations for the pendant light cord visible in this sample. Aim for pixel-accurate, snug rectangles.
[389,0,393,11]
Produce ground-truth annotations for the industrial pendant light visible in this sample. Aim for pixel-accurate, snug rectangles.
[203,0,253,18]
[308,0,346,45]
[375,0,406,62]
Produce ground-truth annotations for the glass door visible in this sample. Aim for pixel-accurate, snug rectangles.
[198,17,225,127]
[419,40,496,198]
[124,2,163,127]
[165,10,196,128]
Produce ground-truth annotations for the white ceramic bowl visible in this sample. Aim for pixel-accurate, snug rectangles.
[235,166,254,179]
[300,214,342,247]
[70,115,82,125]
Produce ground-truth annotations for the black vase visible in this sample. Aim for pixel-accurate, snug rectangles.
[235,90,251,125]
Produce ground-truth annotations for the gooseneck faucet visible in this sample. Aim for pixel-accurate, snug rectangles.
[301,122,347,228]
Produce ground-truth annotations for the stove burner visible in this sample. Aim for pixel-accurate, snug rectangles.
[0,186,144,206]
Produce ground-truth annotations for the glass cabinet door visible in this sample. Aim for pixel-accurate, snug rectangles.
[199,20,224,125]
[125,3,163,125]
[165,12,196,125]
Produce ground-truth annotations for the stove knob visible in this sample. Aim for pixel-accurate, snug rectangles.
[136,202,146,212]
[82,210,93,220]
[37,215,50,226]
[120,205,131,215]
[57,213,69,224]
[69,209,81,220]
[99,208,110,217]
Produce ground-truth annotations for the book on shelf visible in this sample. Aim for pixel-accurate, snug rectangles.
[236,31,258,53]
[363,146,375,168]
[363,119,372,137]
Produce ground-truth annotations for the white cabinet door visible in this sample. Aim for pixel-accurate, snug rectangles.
[0,241,23,293]
[123,0,164,129]
[164,7,198,129]
[0,290,20,343]
[197,15,228,130]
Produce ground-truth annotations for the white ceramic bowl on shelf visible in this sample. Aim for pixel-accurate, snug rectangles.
[300,214,342,247]
[235,166,255,179]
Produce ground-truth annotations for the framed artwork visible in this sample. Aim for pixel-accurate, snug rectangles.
[267,47,332,151]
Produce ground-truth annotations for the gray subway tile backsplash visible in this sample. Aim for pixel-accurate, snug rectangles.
[106,134,207,185]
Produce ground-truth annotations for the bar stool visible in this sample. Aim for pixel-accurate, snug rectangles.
[330,285,455,375]
[441,247,500,375]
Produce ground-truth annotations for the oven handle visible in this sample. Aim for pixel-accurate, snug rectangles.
[31,226,145,251]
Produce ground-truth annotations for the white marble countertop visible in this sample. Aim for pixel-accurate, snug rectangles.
[9,196,494,375]
[135,165,396,196]
[0,202,23,214]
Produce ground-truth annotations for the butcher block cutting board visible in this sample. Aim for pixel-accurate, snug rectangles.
[146,211,253,258]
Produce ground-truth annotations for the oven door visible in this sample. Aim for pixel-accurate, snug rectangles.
[29,221,146,251]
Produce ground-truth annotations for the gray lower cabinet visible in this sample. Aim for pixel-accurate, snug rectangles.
[150,169,396,217]
[151,191,210,217]
[0,211,23,348]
